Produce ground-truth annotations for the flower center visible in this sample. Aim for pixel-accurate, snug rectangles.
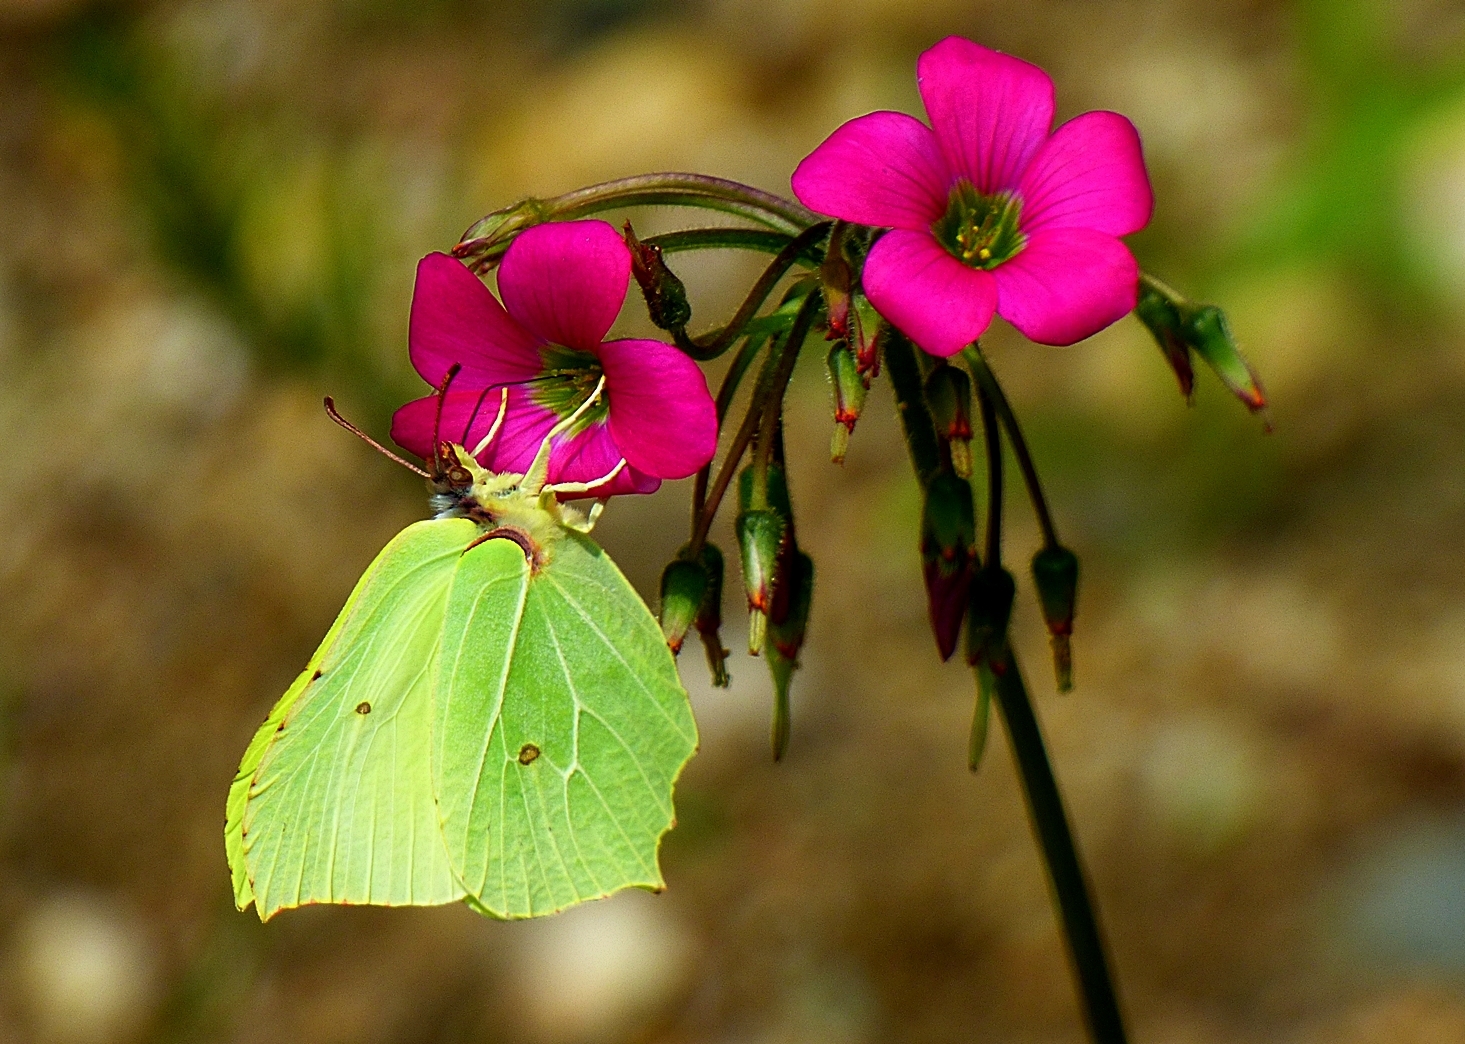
[532,345,610,432]
[931,181,1026,270]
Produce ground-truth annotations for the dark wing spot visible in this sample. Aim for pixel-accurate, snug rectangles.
[518,743,540,765]
[311,669,323,681]
[355,702,372,715]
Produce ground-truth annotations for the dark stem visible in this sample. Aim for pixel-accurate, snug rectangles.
[692,334,770,535]
[689,289,821,553]
[673,222,832,361]
[977,383,1002,566]
[991,648,1128,1044]
[964,345,1059,548]
[883,329,942,486]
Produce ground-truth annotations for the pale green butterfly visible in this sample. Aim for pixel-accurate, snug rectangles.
[225,375,699,920]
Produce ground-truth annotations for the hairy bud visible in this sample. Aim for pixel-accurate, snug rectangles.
[624,223,692,331]
[924,363,975,479]
[659,557,708,654]
[826,343,867,464]
[920,470,977,661]
[1031,544,1080,692]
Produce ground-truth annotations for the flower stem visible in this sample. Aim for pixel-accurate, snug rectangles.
[884,329,942,487]
[989,646,1129,1044]
[692,334,770,534]
[456,174,818,267]
[977,382,1002,566]
[673,222,832,361]
[646,227,821,260]
[689,289,821,554]
[963,344,1058,549]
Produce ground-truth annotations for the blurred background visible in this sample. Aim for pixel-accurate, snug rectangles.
[3,0,1465,1041]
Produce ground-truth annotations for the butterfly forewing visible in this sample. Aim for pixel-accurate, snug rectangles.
[237,518,476,920]
[434,532,698,919]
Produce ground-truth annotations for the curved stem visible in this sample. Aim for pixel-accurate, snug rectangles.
[675,222,832,362]
[963,344,1059,549]
[689,290,821,554]
[990,648,1128,1044]
[646,227,820,260]
[456,174,819,267]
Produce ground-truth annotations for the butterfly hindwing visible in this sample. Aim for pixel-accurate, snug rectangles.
[234,518,476,920]
[433,531,698,919]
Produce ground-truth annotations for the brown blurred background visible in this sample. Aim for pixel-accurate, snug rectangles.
[4,0,1465,1041]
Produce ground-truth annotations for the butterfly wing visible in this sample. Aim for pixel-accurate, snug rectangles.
[229,517,477,920]
[433,532,698,919]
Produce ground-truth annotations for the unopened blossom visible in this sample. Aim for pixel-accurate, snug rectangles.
[391,220,718,496]
[792,36,1153,357]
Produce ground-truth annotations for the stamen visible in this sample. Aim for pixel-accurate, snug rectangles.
[471,387,511,458]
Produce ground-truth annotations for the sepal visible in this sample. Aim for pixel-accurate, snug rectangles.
[659,557,708,654]
[826,343,867,464]
[925,363,975,479]
[736,509,786,654]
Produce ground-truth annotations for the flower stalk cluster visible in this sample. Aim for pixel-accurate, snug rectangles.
[387,36,1268,1044]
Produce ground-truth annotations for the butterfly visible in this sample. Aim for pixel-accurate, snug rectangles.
[225,372,699,921]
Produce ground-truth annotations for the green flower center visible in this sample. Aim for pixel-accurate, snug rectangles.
[931,181,1026,270]
[532,345,609,432]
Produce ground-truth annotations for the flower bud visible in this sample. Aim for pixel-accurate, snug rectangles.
[1134,280,1194,399]
[1031,544,1079,692]
[736,509,786,654]
[766,550,813,762]
[1184,305,1268,419]
[920,470,977,661]
[826,343,867,464]
[924,363,975,479]
[659,557,708,654]
[692,543,730,688]
[623,223,692,332]
[965,565,1016,668]
[851,293,882,378]
[821,250,853,341]
[454,198,548,270]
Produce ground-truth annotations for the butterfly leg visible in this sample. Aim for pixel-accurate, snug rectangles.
[556,497,609,534]
[523,375,608,494]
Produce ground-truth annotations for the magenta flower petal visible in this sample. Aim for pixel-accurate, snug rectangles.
[1018,111,1153,237]
[408,253,542,388]
[497,220,630,351]
[596,338,717,479]
[790,111,951,230]
[993,228,1139,346]
[390,387,554,465]
[917,36,1053,194]
[550,424,661,498]
[863,229,998,357]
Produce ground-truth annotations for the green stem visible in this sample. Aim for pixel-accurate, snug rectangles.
[884,329,942,487]
[692,334,769,535]
[963,345,1058,549]
[673,222,832,362]
[689,290,821,554]
[646,227,821,261]
[990,648,1128,1044]
[456,174,818,267]
[977,383,1002,566]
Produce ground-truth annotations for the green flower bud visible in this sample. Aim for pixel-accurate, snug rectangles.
[659,558,708,654]
[851,293,883,378]
[924,363,975,479]
[766,550,813,762]
[920,470,977,661]
[965,565,1016,668]
[691,542,729,687]
[826,343,867,464]
[736,509,786,654]
[1136,276,1266,421]
[624,223,692,331]
[1031,544,1080,692]
[1135,280,1194,399]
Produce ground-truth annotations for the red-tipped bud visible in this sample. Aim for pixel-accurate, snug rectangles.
[1031,544,1080,692]
[659,557,708,654]
[826,343,867,464]
[624,223,692,332]
[766,550,813,762]
[821,250,853,340]
[851,294,882,378]
[924,363,975,479]
[736,509,786,654]
[1135,281,1194,399]
[920,471,977,661]
[965,565,1016,669]
[692,542,730,688]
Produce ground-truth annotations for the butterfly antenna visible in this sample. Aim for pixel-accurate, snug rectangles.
[429,363,463,478]
[323,398,431,478]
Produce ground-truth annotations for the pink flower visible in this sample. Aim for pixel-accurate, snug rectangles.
[390,220,718,497]
[791,36,1153,357]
